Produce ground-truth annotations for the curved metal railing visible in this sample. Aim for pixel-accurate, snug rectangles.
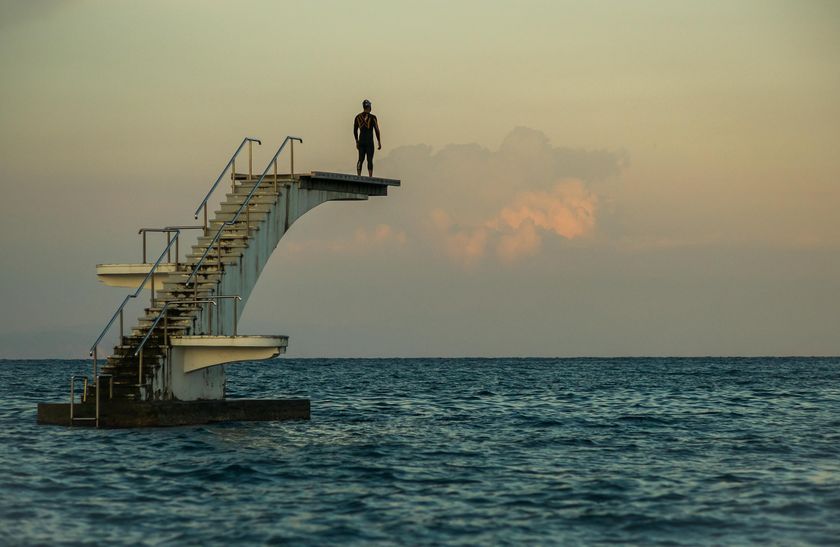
[90,136,262,365]
[132,295,245,386]
[88,229,183,374]
[194,137,262,230]
[87,135,299,384]
[138,225,204,264]
[133,298,218,357]
[133,295,242,357]
[185,136,302,287]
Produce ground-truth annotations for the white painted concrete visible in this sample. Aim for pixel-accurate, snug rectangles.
[206,184,372,337]
[96,263,182,290]
[167,354,226,401]
[139,173,399,401]
[170,335,288,373]
[167,335,287,400]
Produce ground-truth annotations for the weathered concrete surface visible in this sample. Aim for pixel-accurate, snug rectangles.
[172,335,288,373]
[154,172,398,401]
[96,263,183,289]
[208,172,401,338]
[90,170,400,404]
[167,335,288,400]
[37,399,310,428]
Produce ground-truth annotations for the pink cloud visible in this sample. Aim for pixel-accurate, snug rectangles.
[432,180,598,265]
[495,180,597,239]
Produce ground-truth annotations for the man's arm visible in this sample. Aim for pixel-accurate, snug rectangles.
[374,117,381,150]
[353,117,360,148]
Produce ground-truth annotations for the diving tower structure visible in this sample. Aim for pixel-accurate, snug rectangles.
[37,136,400,427]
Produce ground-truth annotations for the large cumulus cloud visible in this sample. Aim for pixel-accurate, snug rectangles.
[287,127,626,267]
[373,127,625,266]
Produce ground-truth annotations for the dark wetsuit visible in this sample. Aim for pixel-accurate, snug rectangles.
[354,112,379,172]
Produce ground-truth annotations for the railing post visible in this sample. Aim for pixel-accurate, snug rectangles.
[233,298,238,337]
[290,139,295,176]
[92,348,98,379]
[119,309,124,341]
[248,140,253,179]
[166,232,172,262]
[203,206,208,233]
[175,235,180,267]
[151,272,155,308]
[142,231,147,263]
[82,376,88,403]
[69,377,75,422]
[164,312,168,348]
[231,158,236,183]
[95,375,101,428]
[273,158,278,196]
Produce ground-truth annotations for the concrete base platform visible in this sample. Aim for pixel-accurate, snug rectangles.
[37,399,310,428]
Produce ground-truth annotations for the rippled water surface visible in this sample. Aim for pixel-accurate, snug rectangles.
[1,358,839,545]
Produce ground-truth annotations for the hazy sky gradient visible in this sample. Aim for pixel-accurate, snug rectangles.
[1,1,838,357]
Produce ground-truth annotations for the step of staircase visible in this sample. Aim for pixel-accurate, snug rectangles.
[212,211,270,223]
[219,202,273,214]
[206,222,260,234]
[224,193,279,204]
[185,253,241,264]
[193,238,248,250]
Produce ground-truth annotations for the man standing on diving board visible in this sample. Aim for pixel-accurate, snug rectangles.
[354,99,381,177]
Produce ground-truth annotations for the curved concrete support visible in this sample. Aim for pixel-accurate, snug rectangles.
[96,263,182,290]
[168,335,288,401]
[207,173,400,338]
[171,335,288,373]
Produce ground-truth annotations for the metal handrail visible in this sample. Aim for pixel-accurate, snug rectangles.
[69,374,112,428]
[210,295,242,337]
[185,136,302,287]
[69,376,91,422]
[195,137,262,230]
[138,225,204,264]
[139,228,177,263]
[87,136,296,384]
[134,298,218,357]
[133,294,242,358]
[89,229,183,376]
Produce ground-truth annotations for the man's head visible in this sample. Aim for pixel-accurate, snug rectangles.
[362,99,371,113]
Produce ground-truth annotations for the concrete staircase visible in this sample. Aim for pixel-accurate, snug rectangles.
[93,169,399,402]
[95,175,291,401]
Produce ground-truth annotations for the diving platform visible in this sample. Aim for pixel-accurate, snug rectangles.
[299,171,400,196]
[96,263,183,290]
[37,136,400,428]
[172,335,288,374]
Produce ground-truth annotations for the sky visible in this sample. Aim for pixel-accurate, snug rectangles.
[0,0,838,358]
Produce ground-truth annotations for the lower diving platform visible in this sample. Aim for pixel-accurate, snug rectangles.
[96,263,183,290]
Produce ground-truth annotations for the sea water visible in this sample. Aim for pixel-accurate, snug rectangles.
[1,357,838,545]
